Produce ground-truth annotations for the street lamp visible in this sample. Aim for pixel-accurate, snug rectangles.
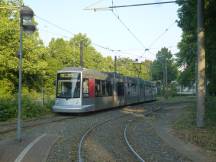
[17,5,36,141]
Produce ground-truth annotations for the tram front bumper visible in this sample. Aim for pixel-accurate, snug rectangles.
[52,104,93,113]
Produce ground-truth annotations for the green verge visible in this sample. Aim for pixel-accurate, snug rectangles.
[157,96,196,104]
[0,96,54,122]
[173,97,216,152]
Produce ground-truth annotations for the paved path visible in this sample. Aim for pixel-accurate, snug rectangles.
[0,134,58,162]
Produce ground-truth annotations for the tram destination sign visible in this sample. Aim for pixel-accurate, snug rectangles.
[58,72,80,79]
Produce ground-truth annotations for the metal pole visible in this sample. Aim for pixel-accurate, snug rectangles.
[42,78,44,106]
[149,64,152,81]
[114,56,117,73]
[138,63,141,102]
[113,56,117,104]
[162,61,165,96]
[165,58,168,97]
[138,63,141,78]
[80,41,84,68]
[197,0,205,127]
[17,16,23,142]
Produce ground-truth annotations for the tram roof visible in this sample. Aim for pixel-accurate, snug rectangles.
[57,67,155,85]
[58,67,84,73]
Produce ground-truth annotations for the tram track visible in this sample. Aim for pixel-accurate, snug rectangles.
[122,106,162,162]
[120,105,161,162]
[78,104,161,162]
[124,121,145,162]
[78,114,129,162]
[0,103,160,136]
[0,101,159,136]
[77,105,161,162]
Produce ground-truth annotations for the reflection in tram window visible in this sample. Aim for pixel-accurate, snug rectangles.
[73,82,80,98]
[117,82,124,96]
[56,72,81,98]
[57,81,80,98]
[83,78,89,97]
[106,81,113,96]
[57,81,72,98]
[95,80,102,97]
[95,80,111,97]
[102,80,106,96]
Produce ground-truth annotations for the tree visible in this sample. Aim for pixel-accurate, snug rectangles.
[0,0,47,93]
[113,57,152,80]
[176,0,216,95]
[151,47,178,83]
[151,47,178,96]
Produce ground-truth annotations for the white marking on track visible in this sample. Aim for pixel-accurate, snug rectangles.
[14,133,46,162]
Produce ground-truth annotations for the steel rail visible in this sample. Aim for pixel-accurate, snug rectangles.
[78,114,128,162]
[124,123,145,162]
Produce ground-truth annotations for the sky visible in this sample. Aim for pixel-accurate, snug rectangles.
[24,0,182,62]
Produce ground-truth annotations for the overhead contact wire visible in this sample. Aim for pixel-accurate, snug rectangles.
[148,21,176,49]
[36,15,121,53]
[111,10,147,50]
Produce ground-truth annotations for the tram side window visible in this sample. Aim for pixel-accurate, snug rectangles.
[117,82,124,96]
[131,83,136,96]
[83,78,89,97]
[95,80,102,97]
[106,81,113,96]
[102,80,106,96]
[134,83,137,93]
[128,83,131,96]
[95,80,112,97]
[143,84,146,96]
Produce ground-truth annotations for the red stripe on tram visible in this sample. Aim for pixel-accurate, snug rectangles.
[89,79,95,97]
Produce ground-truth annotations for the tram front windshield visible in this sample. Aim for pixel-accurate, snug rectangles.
[56,72,81,98]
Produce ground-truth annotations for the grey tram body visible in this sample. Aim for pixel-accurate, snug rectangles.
[52,67,156,113]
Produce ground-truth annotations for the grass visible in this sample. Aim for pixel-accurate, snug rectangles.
[157,95,196,104]
[173,97,216,152]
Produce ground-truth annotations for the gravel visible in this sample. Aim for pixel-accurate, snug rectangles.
[83,113,137,162]
[0,101,195,162]
[126,118,191,162]
[46,109,126,162]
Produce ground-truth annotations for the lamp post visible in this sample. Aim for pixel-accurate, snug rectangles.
[17,6,36,141]
[133,59,141,78]
[133,59,142,102]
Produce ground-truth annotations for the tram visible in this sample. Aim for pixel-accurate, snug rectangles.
[52,67,156,113]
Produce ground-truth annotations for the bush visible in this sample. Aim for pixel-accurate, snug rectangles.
[206,97,216,126]
[164,82,178,98]
[0,87,54,121]
[0,79,14,99]
[0,99,17,121]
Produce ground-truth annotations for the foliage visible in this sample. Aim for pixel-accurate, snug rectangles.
[0,99,17,121]
[167,82,178,97]
[176,0,216,95]
[116,57,152,80]
[205,97,216,125]
[0,1,155,121]
[150,47,178,97]
[151,47,178,83]
[0,97,52,121]
[0,79,15,99]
